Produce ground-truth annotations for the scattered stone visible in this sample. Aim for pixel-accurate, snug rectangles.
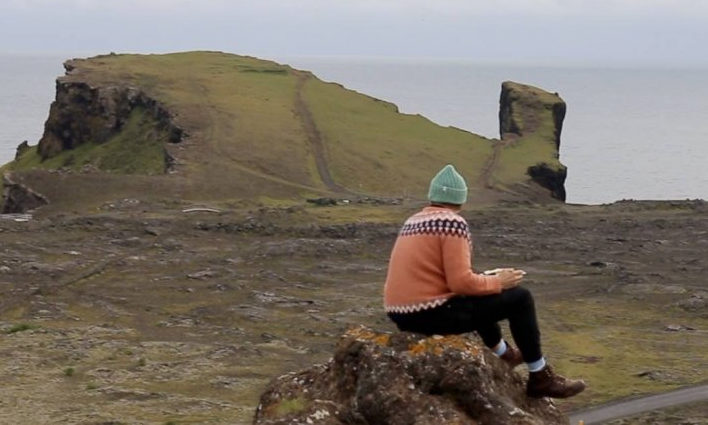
[110,237,142,247]
[187,270,217,279]
[210,376,240,389]
[633,370,677,383]
[157,316,198,327]
[158,238,183,251]
[253,291,318,307]
[306,197,337,206]
[261,333,277,342]
[182,207,221,213]
[22,261,64,274]
[210,283,232,292]
[664,324,695,332]
[677,293,708,311]
[97,386,166,401]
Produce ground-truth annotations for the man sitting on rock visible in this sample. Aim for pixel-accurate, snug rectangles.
[383,164,586,399]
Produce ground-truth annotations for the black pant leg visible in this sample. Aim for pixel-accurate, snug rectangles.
[387,287,543,363]
[388,299,479,335]
[505,287,542,362]
[457,286,543,362]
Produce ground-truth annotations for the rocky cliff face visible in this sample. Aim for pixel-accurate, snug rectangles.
[254,326,567,425]
[37,60,184,166]
[499,81,568,201]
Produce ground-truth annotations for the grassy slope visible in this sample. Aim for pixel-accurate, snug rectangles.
[2,52,561,211]
[303,77,494,197]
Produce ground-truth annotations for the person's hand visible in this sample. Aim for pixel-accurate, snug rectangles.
[496,269,524,290]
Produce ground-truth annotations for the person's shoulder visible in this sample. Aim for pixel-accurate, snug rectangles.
[441,211,469,233]
[399,208,469,238]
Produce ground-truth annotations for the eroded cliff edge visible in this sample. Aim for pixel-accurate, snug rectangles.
[37,58,184,169]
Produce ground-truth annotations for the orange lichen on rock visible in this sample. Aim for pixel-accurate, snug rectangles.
[346,326,377,340]
[372,334,390,346]
[345,326,391,346]
[407,335,482,357]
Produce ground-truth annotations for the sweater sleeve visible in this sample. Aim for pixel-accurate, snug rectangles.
[441,230,502,296]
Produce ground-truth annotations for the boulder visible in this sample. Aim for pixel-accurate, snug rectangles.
[15,140,30,159]
[1,172,49,214]
[677,293,708,311]
[254,326,567,424]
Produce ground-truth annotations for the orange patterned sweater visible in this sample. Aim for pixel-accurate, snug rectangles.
[384,206,502,314]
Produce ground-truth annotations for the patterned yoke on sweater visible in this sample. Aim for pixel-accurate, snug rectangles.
[383,206,502,314]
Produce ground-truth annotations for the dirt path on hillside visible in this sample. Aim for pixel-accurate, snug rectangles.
[185,82,328,195]
[569,383,708,424]
[293,72,355,195]
[480,141,502,189]
[479,136,517,189]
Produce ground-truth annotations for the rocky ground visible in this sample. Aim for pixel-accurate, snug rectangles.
[1,199,707,424]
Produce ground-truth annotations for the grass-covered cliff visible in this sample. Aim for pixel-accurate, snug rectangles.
[1,52,567,212]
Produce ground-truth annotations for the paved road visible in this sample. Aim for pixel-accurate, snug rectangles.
[569,384,708,424]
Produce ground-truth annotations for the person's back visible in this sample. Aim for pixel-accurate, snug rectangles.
[383,164,586,399]
[384,205,500,315]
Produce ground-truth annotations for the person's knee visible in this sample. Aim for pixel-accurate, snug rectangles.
[510,285,534,305]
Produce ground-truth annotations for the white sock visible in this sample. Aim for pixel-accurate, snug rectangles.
[527,357,546,372]
[493,340,508,356]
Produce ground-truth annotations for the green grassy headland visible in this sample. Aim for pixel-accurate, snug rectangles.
[1,52,563,212]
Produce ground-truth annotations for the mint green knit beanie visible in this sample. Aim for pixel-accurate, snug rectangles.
[428,164,468,205]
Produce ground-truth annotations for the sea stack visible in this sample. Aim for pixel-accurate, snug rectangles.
[499,81,568,201]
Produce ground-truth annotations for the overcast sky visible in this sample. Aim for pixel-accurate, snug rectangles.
[2,0,708,67]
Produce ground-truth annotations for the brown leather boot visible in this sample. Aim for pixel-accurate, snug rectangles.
[527,365,586,398]
[499,344,523,368]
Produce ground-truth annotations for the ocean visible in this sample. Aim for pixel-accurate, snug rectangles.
[1,53,707,205]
